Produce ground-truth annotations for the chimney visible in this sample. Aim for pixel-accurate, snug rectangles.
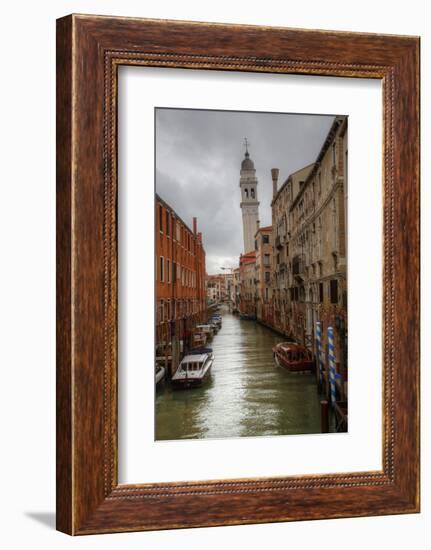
[193,217,197,235]
[271,168,279,198]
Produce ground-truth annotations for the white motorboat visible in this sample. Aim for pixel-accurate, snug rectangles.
[171,348,214,389]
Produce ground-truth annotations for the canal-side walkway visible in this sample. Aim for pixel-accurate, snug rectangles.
[155,308,321,440]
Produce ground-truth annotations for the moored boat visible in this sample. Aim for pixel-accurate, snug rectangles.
[209,314,222,328]
[196,324,216,338]
[239,312,256,321]
[172,347,214,389]
[192,330,207,347]
[272,342,314,373]
[155,364,166,386]
[209,322,220,334]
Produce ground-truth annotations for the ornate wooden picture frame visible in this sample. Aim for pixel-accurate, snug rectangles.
[56,14,420,534]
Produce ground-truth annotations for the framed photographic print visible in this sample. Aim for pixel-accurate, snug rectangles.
[56,14,420,534]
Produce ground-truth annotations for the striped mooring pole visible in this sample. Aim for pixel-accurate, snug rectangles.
[315,322,324,387]
[328,326,337,405]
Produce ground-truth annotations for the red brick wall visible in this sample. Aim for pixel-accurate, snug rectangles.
[155,196,207,345]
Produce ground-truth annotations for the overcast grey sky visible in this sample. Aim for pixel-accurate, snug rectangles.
[156,108,335,275]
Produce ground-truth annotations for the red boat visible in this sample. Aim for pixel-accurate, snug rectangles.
[272,342,315,373]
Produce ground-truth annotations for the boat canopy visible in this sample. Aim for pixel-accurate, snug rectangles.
[189,347,213,355]
[276,343,312,359]
[182,354,208,363]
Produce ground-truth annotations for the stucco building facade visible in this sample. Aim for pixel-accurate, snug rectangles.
[239,251,257,317]
[270,116,348,397]
[206,273,233,304]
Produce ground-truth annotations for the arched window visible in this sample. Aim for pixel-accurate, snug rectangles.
[244,188,249,198]
[251,188,255,199]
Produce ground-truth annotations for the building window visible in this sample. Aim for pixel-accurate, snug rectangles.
[167,259,171,283]
[176,221,181,241]
[319,282,324,303]
[333,252,338,271]
[263,234,269,244]
[265,271,270,283]
[159,205,163,232]
[330,279,338,304]
[165,210,170,236]
[159,257,164,282]
[299,286,305,302]
[244,188,249,198]
[264,254,270,267]
[159,300,164,322]
[251,188,255,199]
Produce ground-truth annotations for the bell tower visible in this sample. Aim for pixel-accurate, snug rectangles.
[240,138,260,253]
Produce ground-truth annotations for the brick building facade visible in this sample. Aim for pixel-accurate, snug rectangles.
[239,251,257,317]
[155,194,207,372]
[254,225,273,325]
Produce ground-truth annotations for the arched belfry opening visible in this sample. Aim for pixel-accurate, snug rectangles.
[239,138,260,253]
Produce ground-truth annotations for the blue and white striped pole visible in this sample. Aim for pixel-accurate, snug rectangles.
[316,322,324,386]
[328,326,337,405]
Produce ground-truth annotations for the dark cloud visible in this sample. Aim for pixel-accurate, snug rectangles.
[156,108,335,274]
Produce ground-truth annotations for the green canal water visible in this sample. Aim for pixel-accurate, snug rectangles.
[155,307,321,440]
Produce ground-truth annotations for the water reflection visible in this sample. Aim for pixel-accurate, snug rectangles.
[155,307,321,440]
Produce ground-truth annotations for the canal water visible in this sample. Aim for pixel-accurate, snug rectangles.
[155,306,321,440]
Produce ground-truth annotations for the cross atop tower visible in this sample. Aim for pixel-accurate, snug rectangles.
[243,137,250,156]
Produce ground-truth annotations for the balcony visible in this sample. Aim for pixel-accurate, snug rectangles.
[292,255,304,276]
